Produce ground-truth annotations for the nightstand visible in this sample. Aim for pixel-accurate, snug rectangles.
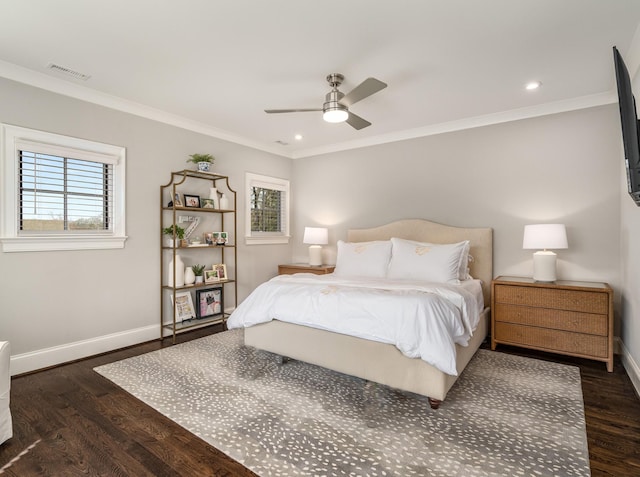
[278,264,335,275]
[491,276,614,372]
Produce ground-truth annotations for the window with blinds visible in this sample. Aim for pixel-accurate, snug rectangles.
[1,123,126,252]
[19,151,113,233]
[245,172,290,244]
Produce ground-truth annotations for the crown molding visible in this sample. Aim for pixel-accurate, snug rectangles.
[0,60,287,157]
[0,60,616,161]
[291,91,616,159]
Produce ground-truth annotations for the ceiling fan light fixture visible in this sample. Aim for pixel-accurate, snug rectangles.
[323,106,348,123]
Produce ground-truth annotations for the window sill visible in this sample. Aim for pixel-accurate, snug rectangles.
[245,235,290,245]
[1,235,128,252]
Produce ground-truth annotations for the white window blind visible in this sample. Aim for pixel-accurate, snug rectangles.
[19,150,114,233]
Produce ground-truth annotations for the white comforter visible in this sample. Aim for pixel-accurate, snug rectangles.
[227,274,483,376]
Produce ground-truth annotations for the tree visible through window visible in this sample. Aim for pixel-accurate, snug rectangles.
[245,172,289,244]
[20,151,112,232]
[251,186,282,233]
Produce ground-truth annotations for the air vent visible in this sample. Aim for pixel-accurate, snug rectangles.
[46,63,91,81]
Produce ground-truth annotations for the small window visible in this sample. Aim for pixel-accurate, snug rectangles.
[245,172,290,245]
[1,124,127,252]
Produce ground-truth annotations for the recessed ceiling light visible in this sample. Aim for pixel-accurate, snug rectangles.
[525,81,542,91]
[294,134,303,141]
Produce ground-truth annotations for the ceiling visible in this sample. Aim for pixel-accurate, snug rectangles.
[1,0,640,159]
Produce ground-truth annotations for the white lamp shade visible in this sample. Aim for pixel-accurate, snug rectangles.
[303,227,328,266]
[523,224,568,282]
[523,224,568,250]
[303,227,328,245]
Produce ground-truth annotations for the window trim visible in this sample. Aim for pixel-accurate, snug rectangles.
[245,172,290,245]
[1,124,127,252]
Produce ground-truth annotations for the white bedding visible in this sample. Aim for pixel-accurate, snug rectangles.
[227,274,483,375]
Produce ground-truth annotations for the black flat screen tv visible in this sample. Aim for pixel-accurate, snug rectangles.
[613,46,640,206]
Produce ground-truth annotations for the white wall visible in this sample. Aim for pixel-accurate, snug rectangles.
[0,78,292,374]
[292,105,626,335]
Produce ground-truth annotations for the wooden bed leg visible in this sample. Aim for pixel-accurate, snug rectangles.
[428,398,442,410]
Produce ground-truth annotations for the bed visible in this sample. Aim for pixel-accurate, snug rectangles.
[230,219,493,408]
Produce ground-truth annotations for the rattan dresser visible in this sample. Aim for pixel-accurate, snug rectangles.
[491,276,613,372]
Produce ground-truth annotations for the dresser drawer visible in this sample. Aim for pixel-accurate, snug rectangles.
[493,303,608,336]
[494,322,608,358]
[494,284,608,314]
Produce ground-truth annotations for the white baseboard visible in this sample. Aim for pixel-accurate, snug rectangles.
[618,338,640,398]
[9,325,159,376]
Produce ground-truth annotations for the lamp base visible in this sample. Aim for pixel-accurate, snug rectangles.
[308,245,323,266]
[532,250,557,282]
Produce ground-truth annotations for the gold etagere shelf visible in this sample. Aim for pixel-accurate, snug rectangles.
[160,170,237,343]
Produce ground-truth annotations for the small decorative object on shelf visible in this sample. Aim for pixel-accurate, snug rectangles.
[184,266,196,285]
[192,264,205,284]
[208,187,220,208]
[186,153,215,173]
[204,269,220,283]
[171,292,196,323]
[196,287,223,319]
[219,193,230,209]
[215,232,228,245]
[168,254,185,287]
[183,194,200,208]
[213,263,227,280]
[163,224,185,248]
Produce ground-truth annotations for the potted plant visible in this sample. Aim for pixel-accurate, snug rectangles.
[162,224,185,247]
[192,264,206,284]
[187,153,215,173]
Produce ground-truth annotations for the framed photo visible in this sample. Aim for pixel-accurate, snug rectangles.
[184,194,201,208]
[201,198,215,208]
[213,263,227,281]
[196,287,223,319]
[204,232,214,245]
[170,292,196,323]
[213,231,228,245]
[173,193,183,207]
[204,268,220,283]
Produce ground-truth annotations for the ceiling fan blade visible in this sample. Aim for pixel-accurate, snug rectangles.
[339,77,387,107]
[264,108,322,113]
[345,112,371,130]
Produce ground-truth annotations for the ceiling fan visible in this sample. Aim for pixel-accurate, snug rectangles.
[265,73,387,130]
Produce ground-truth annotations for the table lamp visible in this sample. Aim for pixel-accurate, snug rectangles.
[303,227,328,266]
[523,224,568,282]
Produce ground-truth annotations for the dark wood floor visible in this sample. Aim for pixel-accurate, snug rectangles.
[1,326,639,476]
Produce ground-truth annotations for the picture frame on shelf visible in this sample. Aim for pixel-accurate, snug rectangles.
[213,263,227,280]
[213,231,228,245]
[204,232,214,245]
[170,292,196,323]
[196,287,223,319]
[171,193,183,207]
[201,198,215,208]
[184,194,201,208]
[204,269,220,283]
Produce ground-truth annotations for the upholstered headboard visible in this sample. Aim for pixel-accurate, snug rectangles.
[347,219,493,306]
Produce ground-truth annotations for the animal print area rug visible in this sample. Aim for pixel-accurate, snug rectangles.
[94,329,590,477]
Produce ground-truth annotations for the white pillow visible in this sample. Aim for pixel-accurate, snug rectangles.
[388,238,470,283]
[333,240,392,278]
